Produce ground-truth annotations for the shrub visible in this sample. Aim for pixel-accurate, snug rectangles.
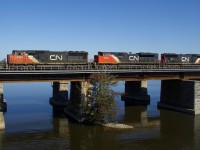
[80,73,118,123]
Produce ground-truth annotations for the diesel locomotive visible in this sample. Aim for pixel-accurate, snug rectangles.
[94,52,159,63]
[93,52,200,64]
[161,53,200,64]
[7,50,88,65]
[1,50,200,68]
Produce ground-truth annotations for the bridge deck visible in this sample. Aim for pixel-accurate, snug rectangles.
[1,64,200,82]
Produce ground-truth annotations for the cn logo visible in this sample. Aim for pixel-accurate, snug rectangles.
[129,56,139,61]
[181,57,189,62]
[50,55,63,61]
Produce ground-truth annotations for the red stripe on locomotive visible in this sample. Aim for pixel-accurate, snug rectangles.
[7,52,38,64]
[161,54,166,63]
[94,55,119,63]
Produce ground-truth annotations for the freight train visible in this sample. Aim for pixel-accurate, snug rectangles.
[1,50,200,69]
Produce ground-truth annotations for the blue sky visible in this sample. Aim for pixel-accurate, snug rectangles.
[0,0,200,59]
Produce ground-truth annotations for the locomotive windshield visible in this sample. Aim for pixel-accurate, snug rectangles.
[12,50,26,55]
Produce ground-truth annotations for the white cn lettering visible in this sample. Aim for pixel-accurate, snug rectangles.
[129,56,139,61]
[50,55,63,61]
[181,57,189,62]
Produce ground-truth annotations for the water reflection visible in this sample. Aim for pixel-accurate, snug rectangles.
[1,82,200,150]
[0,129,4,149]
[159,110,200,150]
[0,117,71,150]
[1,109,200,150]
[194,115,200,150]
[124,105,160,128]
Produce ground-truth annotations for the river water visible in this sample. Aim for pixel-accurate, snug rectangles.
[0,81,200,150]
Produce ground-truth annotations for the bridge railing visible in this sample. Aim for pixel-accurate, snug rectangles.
[1,64,200,72]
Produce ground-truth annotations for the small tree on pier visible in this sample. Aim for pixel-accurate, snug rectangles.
[80,73,118,123]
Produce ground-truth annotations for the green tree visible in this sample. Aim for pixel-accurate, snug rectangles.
[80,73,118,123]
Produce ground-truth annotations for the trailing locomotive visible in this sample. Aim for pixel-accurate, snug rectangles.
[7,50,88,65]
[94,52,159,64]
[161,53,200,64]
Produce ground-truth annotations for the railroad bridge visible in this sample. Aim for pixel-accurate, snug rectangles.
[1,64,200,129]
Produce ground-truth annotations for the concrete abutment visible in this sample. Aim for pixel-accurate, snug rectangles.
[158,80,200,114]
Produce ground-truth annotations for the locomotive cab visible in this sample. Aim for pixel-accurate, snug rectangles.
[94,52,122,64]
[7,50,40,65]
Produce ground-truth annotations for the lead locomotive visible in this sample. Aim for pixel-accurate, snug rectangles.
[7,50,88,64]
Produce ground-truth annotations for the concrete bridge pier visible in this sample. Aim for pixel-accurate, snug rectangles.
[122,81,150,105]
[158,80,200,114]
[0,112,4,129]
[0,83,5,129]
[70,81,90,109]
[0,83,3,111]
[65,81,90,121]
[50,81,69,114]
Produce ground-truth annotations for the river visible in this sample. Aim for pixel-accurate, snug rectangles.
[0,81,200,150]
